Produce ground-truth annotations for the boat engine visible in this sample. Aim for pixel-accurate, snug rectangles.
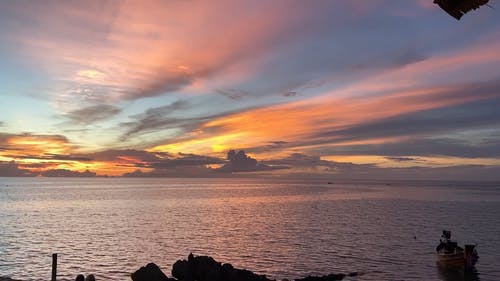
[465,244,479,267]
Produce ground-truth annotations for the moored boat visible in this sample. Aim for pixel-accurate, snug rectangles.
[435,230,478,269]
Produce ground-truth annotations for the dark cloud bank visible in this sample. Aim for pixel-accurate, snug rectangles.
[2,149,500,181]
[0,149,281,178]
[123,150,285,177]
[0,161,34,177]
[0,162,96,177]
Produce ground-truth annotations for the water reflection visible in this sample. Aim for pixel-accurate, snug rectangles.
[437,265,480,281]
[1,178,500,280]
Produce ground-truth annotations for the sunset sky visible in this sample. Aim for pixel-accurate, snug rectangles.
[1,0,499,179]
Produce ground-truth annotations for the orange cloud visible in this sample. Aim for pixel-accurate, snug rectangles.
[0,133,104,175]
[146,35,500,157]
[3,133,74,158]
[150,80,498,159]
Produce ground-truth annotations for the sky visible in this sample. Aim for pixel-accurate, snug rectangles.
[1,0,500,179]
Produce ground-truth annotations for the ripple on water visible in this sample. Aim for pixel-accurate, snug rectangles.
[0,178,499,281]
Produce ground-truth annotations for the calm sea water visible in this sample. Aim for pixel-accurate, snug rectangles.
[0,177,499,281]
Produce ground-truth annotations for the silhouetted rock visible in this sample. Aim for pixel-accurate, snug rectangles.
[171,253,273,281]
[133,254,357,281]
[294,274,346,281]
[172,259,189,280]
[132,263,175,281]
[0,277,22,281]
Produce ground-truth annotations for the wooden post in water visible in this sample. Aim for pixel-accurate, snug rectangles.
[51,253,57,281]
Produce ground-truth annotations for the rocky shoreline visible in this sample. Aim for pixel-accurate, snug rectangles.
[0,277,21,281]
[132,253,359,281]
[1,254,359,281]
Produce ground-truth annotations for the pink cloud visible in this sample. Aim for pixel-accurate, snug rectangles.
[5,0,343,108]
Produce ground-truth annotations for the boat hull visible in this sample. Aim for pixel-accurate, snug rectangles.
[436,252,465,268]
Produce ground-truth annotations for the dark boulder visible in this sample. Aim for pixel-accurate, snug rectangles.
[190,255,222,280]
[132,254,357,281]
[172,254,273,281]
[132,263,175,281]
[294,273,346,281]
[172,259,189,280]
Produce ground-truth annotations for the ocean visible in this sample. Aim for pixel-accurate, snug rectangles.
[0,177,499,281]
